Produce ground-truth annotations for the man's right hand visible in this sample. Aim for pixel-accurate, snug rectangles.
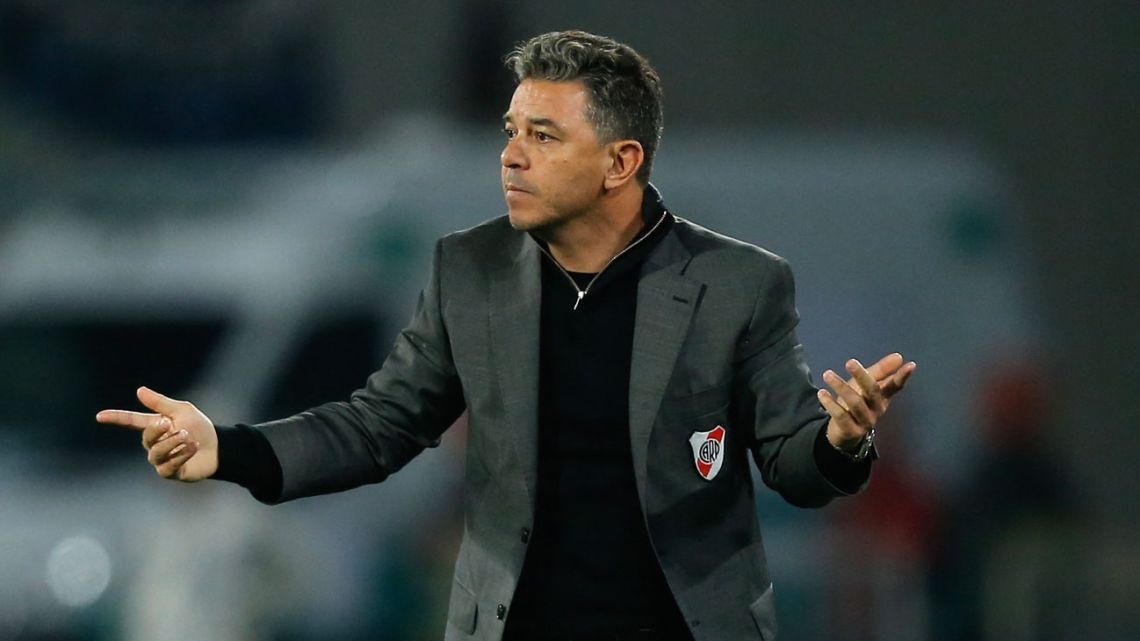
[96,387,219,482]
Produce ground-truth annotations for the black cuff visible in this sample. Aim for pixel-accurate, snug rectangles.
[813,423,873,494]
[213,424,283,503]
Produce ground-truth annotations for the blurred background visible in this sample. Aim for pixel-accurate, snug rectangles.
[1,1,1137,640]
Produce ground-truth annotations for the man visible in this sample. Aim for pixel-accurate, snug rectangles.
[98,30,915,641]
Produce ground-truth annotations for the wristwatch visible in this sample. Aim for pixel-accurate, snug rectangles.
[833,427,875,462]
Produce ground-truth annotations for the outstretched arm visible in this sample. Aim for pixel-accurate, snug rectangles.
[739,258,917,507]
[95,239,464,502]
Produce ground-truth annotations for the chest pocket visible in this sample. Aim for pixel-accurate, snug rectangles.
[661,380,732,428]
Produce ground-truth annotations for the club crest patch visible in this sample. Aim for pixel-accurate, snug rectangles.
[689,425,726,481]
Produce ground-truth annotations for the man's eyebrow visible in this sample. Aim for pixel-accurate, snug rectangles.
[501,114,565,132]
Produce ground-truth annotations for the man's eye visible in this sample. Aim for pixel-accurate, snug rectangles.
[503,127,517,139]
[535,132,552,142]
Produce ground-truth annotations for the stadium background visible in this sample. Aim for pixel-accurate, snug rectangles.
[0,2,1137,640]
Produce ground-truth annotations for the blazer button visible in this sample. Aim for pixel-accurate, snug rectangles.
[496,603,506,620]
[520,527,530,543]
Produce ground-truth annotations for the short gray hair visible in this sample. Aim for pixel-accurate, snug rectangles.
[505,30,664,185]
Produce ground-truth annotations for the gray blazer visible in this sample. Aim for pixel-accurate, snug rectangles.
[255,214,860,640]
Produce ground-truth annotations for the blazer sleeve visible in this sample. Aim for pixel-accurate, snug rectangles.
[253,238,466,503]
[735,256,871,508]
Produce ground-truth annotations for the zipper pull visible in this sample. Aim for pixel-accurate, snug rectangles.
[573,290,585,310]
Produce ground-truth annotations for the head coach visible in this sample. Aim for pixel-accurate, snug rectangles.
[99,30,916,641]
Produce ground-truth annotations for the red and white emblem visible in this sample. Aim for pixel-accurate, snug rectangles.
[689,425,726,481]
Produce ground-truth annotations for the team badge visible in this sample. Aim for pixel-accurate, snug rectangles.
[689,425,726,481]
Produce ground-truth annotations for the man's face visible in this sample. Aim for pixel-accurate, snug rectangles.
[501,79,611,232]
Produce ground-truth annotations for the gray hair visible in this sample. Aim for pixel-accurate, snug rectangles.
[505,30,664,185]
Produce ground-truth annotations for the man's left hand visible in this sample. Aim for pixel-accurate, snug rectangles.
[817,352,916,454]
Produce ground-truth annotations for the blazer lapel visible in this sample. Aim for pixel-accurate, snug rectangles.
[489,233,542,510]
[629,227,702,515]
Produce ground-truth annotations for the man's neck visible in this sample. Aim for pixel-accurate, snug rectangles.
[542,187,645,273]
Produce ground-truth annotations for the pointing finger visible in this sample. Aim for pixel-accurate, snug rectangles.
[95,410,164,432]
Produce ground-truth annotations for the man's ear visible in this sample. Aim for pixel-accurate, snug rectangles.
[603,140,645,190]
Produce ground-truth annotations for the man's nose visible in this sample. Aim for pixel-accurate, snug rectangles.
[501,138,526,169]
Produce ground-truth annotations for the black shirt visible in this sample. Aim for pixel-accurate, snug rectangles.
[504,189,689,638]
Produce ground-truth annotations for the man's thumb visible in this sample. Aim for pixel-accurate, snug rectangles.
[136,386,180,414]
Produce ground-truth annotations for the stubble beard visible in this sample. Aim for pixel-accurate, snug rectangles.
[507,204,565,236]
[506,197,592,244]
[507,211,538,231]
